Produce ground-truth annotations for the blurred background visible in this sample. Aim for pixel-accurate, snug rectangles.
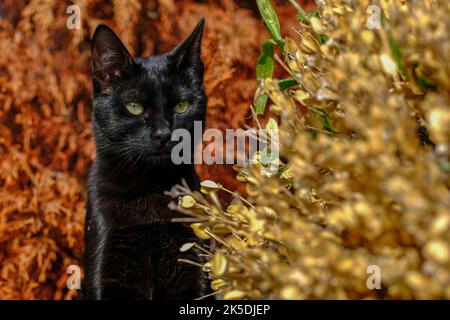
[0,0,314,299]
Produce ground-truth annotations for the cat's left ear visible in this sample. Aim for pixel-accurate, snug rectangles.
[168,18,205,73]
[91,24,136,92]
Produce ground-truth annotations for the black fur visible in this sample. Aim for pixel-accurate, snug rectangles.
[82,19,209,299]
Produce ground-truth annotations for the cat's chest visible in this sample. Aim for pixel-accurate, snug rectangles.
[98,191,176,226]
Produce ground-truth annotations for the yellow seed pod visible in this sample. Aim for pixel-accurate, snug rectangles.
[260,206,277,219]
[232,164,244,172]
[427,107,450,143]
[247,234,260,246]
[264,78,280,92]
[269,103,282,115]
[236,172,249,182]
[200,180,221,194]
[223,290,245,300]
[228,237,247,251]
[284,37,300,56]
[380,54,398,76]
[423,239,449,264]
[226,204,249,217]
[361,30,375,46]
[430,213,450,236]
[262,230,278,241]
[202,262,212,273]
[179,195,196,208]
[212,223,232,235]
[405,272,428,291]
[332,6,346,15]
[280,285,302,300]
[190,223,211,240]
[299,33,320,54]
[236,172,258,184]
[179,242,195,252]
[316,87,339,101]
[211,279,226,291]
[211,252,228,276]
[284,37,302,72]
[320,42,339,59]
[310,17,324,34]
[302,72,321,93]
[292,90,310,104]
[249,217,265,233]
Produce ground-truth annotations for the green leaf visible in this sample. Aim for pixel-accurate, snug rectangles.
[309,128,318,140]
[256,0,284,53]
[308,106,336,134]
[254,93,269,115]
[277,164,286,174]
[318,34,329,45]
[278,77,299,90]
[414,75,437,90]
[289,0,318,26]
[307,12,320,18]
[413,64,437,90]
[322,113,334,133]
[296,11,320,26]
[256,39,276,80]
[388,31,406,76]
[297,14,309,25]
[254,39,276,116]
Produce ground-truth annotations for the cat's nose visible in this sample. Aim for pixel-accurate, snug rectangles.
[153,126,171,147]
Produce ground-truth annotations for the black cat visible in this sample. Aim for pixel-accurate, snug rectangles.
[82,19,209,300]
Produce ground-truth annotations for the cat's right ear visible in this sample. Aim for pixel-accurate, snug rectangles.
[91,25,135,92]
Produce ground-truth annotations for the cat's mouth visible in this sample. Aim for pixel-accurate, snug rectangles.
[145,152,171,160]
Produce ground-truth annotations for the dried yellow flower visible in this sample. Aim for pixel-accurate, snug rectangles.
[171,0,450,300]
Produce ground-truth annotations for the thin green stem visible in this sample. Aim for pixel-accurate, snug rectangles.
[288,0,307,16]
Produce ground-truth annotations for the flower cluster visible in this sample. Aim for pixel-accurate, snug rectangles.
[171,0,450,299]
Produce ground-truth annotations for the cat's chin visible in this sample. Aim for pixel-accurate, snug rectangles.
[142,152,173,165]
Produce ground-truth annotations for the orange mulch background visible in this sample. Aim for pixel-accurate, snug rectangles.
[0,0,311,299]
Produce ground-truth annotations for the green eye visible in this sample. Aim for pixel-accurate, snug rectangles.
[174,101,189,114]
[125,102,144,116]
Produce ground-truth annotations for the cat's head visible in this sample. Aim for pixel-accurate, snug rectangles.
[91,19,206,169]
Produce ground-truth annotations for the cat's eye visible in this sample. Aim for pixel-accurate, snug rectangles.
[174,101,189,114]
[125,102,144,116]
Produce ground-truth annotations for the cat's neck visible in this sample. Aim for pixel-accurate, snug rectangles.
[92,158,199,196]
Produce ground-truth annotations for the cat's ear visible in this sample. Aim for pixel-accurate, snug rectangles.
[91,24,136,92]
[168,18,205,72]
